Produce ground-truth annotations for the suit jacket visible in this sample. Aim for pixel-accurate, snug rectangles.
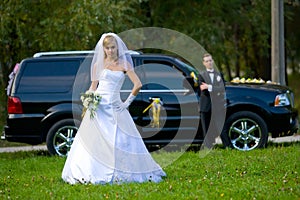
[198,70,225,112]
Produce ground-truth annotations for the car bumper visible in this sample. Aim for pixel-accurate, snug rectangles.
[269,107,298,137]
[291,116,299,134]
[3,114,44,144]
[1,131,6,140]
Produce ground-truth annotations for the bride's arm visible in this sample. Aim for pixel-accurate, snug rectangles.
[89,81,99,91]
[126,70,142,95]
[89,63,99,91]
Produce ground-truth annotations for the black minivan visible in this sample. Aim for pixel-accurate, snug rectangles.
[2,51,298,156]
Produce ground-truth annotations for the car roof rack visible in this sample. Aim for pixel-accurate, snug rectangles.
[33,51,94,58]
[126,50,142,55]
[33,50,141,58]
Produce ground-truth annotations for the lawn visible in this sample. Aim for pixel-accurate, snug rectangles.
[0,143,299,200]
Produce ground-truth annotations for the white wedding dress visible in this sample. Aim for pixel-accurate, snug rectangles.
[62,69,166,184]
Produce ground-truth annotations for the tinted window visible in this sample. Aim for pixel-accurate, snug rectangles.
[121,59,189,91]
[141,62,185,90]
[17,60,80,93]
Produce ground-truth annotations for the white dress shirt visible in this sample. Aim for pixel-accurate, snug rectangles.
[207,70,214,92]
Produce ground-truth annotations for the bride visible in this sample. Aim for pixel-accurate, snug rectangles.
[61,33,166,184]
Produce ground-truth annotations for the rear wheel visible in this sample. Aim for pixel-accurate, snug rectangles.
[46,119,80,156]
[221,111,268,151]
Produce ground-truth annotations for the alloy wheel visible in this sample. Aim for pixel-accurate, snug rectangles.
[53,125,78,156]
[228,118,262,151]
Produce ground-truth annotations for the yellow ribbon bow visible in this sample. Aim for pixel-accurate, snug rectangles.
[143,98,162,128]
[190,71,199,87]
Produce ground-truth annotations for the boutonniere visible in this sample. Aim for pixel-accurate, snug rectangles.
[217,75,221,82]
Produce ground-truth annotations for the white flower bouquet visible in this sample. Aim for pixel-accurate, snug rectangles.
[80,90,102,119]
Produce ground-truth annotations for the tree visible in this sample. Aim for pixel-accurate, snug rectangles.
[285,2,300,74]
[1,0,299,86]
[144,0,272,81]
[0,0,146,86]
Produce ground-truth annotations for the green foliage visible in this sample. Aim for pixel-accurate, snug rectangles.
[285,4,300,74]
[0,0,147,84]
[0,144,299,199]
[146,0,274,80]
[1,0,300,83]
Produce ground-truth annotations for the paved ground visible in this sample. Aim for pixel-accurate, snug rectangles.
[0,135,299,153]
[0,144,48,153]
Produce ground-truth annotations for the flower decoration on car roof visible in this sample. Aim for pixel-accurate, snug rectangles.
[231,77,279,85]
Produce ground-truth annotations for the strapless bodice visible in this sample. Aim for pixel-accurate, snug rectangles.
[96,69,125,94]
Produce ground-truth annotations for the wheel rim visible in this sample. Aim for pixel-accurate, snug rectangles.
[228,118,262,151]
[53,125,78,156]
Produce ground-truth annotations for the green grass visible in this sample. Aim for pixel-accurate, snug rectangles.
[0,143,299,200]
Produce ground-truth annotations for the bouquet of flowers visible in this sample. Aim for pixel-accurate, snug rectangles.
[80,90,102,119]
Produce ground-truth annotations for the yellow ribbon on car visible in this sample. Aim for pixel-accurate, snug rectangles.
[190,71,198,87]
[143,98,162,128]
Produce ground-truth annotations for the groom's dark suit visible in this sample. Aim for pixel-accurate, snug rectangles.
[198,70,225,148]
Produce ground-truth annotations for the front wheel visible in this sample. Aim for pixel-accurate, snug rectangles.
[221,111,268,151]
[46,119,80,156]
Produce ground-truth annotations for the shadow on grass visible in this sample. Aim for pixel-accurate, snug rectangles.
[267,140,300,148]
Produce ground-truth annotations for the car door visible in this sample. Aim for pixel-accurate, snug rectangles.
[127,58,201,145]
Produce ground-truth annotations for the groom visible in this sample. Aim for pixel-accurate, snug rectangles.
[198,53,225,149]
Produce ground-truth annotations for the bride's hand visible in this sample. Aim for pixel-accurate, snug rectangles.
[115,102,128,112]
[115,94,136,112]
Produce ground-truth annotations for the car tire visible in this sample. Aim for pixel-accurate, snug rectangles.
[221,111,268,151]
[46,119,80,156]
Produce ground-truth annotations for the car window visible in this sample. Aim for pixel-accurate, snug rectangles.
[141,62,185,90]
[17,60,80,93]
[121,59,188,91]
